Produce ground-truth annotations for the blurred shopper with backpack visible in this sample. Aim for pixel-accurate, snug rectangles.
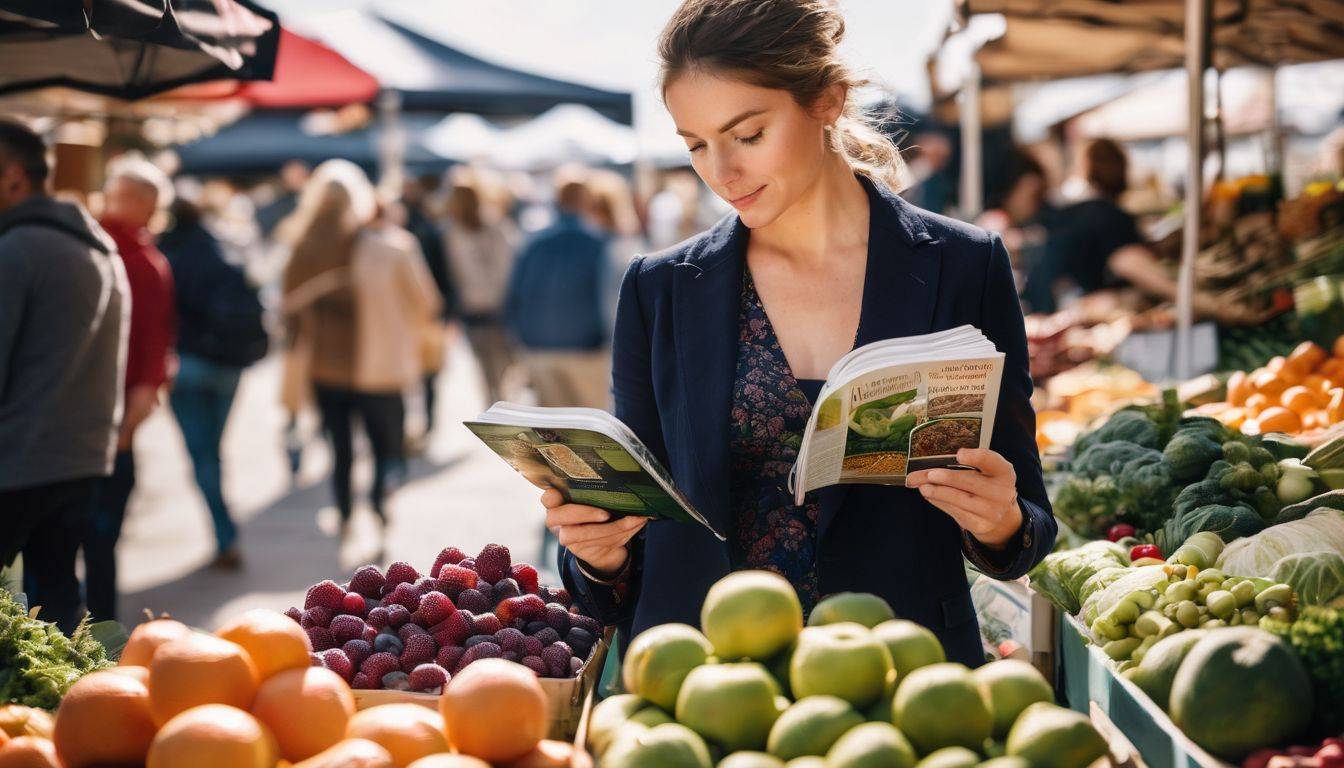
[160,195,268,570]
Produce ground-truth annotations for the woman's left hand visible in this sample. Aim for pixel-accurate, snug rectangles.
[905,448,1022,549]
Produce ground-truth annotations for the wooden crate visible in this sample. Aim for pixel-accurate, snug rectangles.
[352,629,613,742]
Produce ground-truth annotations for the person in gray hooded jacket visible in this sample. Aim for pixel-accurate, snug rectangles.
[0,120,127,633]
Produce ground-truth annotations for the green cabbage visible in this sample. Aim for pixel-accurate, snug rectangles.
[1217,508,1344,578]
[1082,564,1171,626]
[1270,551,1344,607]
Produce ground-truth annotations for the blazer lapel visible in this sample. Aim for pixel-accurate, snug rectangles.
[673,215,748,542]
[816,179,943,546]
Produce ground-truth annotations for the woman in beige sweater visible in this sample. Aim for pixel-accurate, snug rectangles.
[280,160,440,539]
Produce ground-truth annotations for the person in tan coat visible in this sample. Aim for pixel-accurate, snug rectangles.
[280,160,440,540]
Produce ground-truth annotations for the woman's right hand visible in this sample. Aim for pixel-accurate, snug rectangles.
[541,488,647,578]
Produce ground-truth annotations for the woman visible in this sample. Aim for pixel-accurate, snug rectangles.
[585,169,649,322]
[975,148,1054,310]
[443,169,519,405]
[160,196,268,570]
[280,161,440,541]
[542,0,1056,667]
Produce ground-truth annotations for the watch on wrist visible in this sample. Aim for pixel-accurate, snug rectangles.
[577,548,632,585]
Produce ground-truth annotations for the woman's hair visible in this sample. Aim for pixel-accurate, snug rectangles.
[277,159,374,276]
[658,0,908,191]
[445,173,484,232]
[1082,138,1129,200]
[586,169,642,237]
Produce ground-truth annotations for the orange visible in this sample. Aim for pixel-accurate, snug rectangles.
[0,732,5,748]
[148,633,260,726]
[294,738,396,768]
[217,608,313,681]
[1305,411,1330,430]
[1245,392,1271,416]
[406,757,493,768]
[1287,341,1328,375]
[52,670,157,768]
[121,618,194,668]
[1256,406,1302,434]
[440,658,548,763]
[500,740,595,768]
[1281,385,1323,415]
[1250,369,1288,396]
[1266,356,1287,373]
[147,704,276,768]
[252,667,355,761]
[0,707,54,740]
[1329,388,1344,422]
[345,705,448,767]
[0,736,61,768]
[1334,335,1344,359]
[104,665,151,686]
[1226,370,1251,406]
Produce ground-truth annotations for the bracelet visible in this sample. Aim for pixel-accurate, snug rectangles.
[576,549,632,585]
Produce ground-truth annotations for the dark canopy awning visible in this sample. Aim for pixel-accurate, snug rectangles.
[0,0,280,99]
[292,9,634,124]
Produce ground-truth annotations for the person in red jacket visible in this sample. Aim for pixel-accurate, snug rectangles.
[86,155,177,623]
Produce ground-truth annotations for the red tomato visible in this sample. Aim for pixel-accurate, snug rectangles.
[1107,524,1137,541]
[1130,544,1163,561]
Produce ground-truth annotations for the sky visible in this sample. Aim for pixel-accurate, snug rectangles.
[263,0,954,153]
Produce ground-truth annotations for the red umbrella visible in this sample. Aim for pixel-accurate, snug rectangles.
[171,27,378,108]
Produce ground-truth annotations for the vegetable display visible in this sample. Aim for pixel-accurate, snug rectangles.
[1262,606,1344,738]
[1216,507,1344,606]
[0,590,112,710]
[1026,540,1130,614]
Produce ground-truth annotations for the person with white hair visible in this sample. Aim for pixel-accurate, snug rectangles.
[85,152,178,622]
[279,160,441,546]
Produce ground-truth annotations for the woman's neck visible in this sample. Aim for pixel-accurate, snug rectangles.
[750,156,870,267]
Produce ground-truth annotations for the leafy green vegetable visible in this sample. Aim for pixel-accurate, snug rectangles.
[0,589,112,709]
[1051,474,1123,539]
[1159,502,1266,553]
[1276,489,1344,525]
[1164,430,1225,482]
[1115,453,1179,533]
[1074,409,1161,454]
[1218,508,1344,584]
[1027,540,1130,614]
[1262,606,1344,737]
[1271,551,1344,607]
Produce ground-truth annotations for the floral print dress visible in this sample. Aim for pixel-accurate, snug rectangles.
[728,268,828,613]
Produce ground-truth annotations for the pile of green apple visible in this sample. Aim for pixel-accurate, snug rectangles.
[588,571,1112,768]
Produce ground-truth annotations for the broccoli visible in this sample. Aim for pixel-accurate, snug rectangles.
[1173,478,1233,518]
[1262,606,1344,737]
[1218,461,1266,493]
[1115,453,1178,534]
[1159,502,1265,552]
[1073,441,1160,479]
[0,589,112,709]
[1221,440,1251,465]
[1164,429,1225,482]
[1074,409,1161,454]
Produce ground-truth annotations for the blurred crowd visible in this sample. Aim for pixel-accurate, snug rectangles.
[0,117,717,632]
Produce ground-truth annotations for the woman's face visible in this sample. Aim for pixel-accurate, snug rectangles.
[664,69,837,229]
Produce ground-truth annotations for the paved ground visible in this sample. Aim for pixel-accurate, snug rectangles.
[114,335,549,631]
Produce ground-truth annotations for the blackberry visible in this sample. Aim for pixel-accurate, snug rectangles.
[545,604,571,633]
[492,578,521,603]
[520,655,548,676]
[464,634,497,649]
[524,621,550,636]
[532,627,561,647]
[373,632,404,657]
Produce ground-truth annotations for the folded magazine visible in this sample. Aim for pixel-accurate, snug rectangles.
[465,403,728,541]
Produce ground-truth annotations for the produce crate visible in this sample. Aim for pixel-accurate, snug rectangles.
[352,627,613,741]
[1056,614,1232,768]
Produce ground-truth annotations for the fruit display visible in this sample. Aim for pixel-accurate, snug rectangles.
[0,589,114,710]
[586,570,1110,768]
[1033,363,1159,455]
[0,596,596,768]
[283,544,606,692]
[1193,338,1344,441]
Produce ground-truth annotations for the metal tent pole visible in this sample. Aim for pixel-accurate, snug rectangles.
[960,58,983,219]
[1176,0,1211,380]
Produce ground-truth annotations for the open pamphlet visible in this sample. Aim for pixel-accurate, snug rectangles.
[789,325,1005,505]
[465,403,727,541]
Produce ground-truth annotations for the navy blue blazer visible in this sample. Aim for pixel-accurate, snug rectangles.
[560,176,1056,667]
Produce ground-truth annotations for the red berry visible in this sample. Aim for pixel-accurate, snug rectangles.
[431,610,474,647]
[510,564,540,594]
[351,672,375,689]
[532,627,561,647]
[387,583,422,613]
[284,606,303,623]
[341,592,367,617]
[308,652,324,667]
[431,547,468,577]
[541,643,573,678]
[304,580,346,611]
[398,623,429,642]
[474,544,512,584]
[545,604,571,633]
[413,592,455,627]
[454,642,501,673]
[520,656,548,676]
[472,613,502,636]
[413,577,438,596]
[330,615,367,644]
[400,633,437,673]
[301,606,335,629]
[349,565,386,598]
[456,589,490,614]
[305,626,335,651]
[386,604,411,628]
[540,586,571,607]
[436,565,479,598]
[522,636,544,657]
[360,651,401,682]
[320,648,354,682]
[408,663,449,691]
[570,613,602,637]
[367,606,390,629]
[494,627,526,654]
[436,645,465,670]
[385,561,420,589]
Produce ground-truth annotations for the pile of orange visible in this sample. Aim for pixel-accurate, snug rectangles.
[1201,338,1344,438]
[0,608,592,768]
